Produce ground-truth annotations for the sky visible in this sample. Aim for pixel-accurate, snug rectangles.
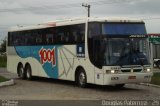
[0,0,160,42]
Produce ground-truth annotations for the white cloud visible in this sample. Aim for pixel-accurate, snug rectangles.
[0,0,160,40]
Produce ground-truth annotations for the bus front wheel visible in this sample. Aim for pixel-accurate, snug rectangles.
[25,64,32,80]
[76,69,87,88]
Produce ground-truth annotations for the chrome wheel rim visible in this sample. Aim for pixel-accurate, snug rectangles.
[26,69,30,78]
[19,67,23,77]
[79,72,85,85]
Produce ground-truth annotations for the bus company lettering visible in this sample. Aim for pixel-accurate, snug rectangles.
[39,47,56,66]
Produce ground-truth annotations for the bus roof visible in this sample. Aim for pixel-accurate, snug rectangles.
[8,17,144,32]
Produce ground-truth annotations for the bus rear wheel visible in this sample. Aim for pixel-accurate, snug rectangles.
[76,69,87,88]
[17,64,25,79]
[25,65,32,80]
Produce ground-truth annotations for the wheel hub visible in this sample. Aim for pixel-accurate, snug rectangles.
[26,69,30,78]
[79,72,85,85]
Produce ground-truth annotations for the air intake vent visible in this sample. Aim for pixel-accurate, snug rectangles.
[121,69,142,72]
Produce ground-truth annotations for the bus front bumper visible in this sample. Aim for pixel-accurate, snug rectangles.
[103,72,153,85]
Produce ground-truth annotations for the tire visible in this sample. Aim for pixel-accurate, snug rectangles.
[115,84,125,88]
[25,65,32,80]
[17,64,25,79]
[76,69,87,88]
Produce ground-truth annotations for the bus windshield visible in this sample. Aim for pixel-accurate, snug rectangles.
[103,38,150,66]
[88,22,150,67]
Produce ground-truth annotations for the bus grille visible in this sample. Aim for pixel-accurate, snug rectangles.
[121,69,142,72]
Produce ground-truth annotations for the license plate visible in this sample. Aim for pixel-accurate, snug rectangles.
[128,76,136,79]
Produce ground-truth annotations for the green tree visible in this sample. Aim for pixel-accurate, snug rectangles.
[0,38,6,53]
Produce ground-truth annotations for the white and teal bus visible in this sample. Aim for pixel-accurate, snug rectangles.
[7,17,153,87]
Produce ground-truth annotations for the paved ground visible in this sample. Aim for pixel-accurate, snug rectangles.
[0,68,160,100]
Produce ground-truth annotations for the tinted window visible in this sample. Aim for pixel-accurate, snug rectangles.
[8,24,85,46]
[102,23,146,35]
[56,24,85,44]
[88,23,101,38]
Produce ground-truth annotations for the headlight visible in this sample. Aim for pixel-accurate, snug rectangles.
[144,68,151,72]
[147,68,151,72]
[106,70,119,74]
[111,70,115,74]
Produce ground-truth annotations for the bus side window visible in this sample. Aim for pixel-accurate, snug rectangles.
[65,32,69,43]
[25,32,32,46]
[57,32,64,44]
[51,28,56,44]
[8,32,15,46]
[88,23,100,37]
[56,27,65,44]
[13,35,18,46]
[80,24,85,43]
[46,34,53,44]
[19,32,24,45]
[35,30,43,45]
[74,24,85,43]
[69,26,76,44]
[45,28,55,45]
[79,31,85,43]
[8,32,11,46]
[61,33,65,43]
[13,32,22,46]
[66,26,74,44]
[73,31,77,43]
[30,31,36,45]
[36,35,42,45]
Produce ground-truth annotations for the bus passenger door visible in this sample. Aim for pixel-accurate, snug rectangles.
[93,39,104,85]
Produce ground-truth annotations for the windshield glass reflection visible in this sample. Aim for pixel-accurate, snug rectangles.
[103,38,150,66]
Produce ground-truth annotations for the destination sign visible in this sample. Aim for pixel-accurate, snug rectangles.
[129,35,146,38]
